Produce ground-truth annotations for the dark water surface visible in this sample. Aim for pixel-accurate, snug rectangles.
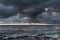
[0,25,60,40]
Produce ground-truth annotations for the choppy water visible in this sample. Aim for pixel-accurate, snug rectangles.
[0,25,60,40]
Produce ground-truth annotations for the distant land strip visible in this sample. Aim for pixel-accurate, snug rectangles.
[0,23,60,25]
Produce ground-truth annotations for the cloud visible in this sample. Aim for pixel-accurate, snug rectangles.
[0,3,17,18]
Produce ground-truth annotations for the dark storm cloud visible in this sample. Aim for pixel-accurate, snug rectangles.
[0,0,60,17]
[0,3,17,18]
[1,0,60,9]
[0,0,60,23]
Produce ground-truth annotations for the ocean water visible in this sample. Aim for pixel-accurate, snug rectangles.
[0,25,60,40]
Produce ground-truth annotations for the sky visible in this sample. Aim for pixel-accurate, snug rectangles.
[0,0,60,23]
[0,0,59,18]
